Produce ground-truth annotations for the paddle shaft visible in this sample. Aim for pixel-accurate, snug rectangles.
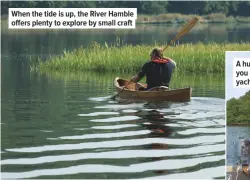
[162,17,198,52]
[111,80,132,99]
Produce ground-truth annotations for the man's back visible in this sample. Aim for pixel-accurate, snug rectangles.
[138,60,175,89]
[130,47,176,89]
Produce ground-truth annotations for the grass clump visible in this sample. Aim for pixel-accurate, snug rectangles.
[236,16,250,23]
[33,42,250,74]
[156,13,198,23]
[138,13,204,24]
[205,13,227,23]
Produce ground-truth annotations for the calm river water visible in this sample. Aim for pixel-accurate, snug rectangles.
[2,23,246,179]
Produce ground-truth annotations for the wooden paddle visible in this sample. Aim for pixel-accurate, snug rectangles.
[111,80,132,99]
[162,17,199,52]
[111,17,199,100]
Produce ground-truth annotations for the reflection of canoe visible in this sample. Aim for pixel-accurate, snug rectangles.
[114,77,192,102]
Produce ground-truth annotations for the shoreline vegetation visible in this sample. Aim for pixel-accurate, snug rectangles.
[1,13,250,27]
[137,13,250,24]
[227,123,250,126]
[31,42,250,74]
[227,90,250,126]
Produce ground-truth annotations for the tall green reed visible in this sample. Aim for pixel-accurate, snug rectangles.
[33,42,250,74]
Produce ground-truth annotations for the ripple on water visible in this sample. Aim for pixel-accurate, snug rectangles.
[91,124,138,130]
[95,103,145,110]
[2,96,225,179]
[140,166,225,179]
[90,115,141,122]
[1,155,224,179]
[78,112,119,116]
[88,96,112,102]
[47,130,151,140]
[177,127,225,135]
[6,135,225,153]
[2,144,225,165]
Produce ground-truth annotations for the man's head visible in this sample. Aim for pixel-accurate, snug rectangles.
[150,48,163,59]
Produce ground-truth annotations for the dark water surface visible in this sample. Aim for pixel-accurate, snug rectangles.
[2,23,250,56]
[1,70,225,179]
[0,23,232,179]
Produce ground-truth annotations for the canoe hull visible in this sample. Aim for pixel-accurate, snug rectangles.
[114,77,192,102]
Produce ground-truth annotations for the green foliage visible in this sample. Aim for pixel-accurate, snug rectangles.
[206,13,227,23]
[227,91,250,125]
[204,2,231,15]
[32,42,250,74]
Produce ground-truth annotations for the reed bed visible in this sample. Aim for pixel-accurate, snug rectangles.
[138,13,200,24]
[33,42,250,74]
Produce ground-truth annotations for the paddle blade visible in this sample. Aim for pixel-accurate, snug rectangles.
[163,17,199,51]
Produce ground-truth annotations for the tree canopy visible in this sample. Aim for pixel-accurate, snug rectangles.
[227,90,250,125]
[1,1,250,16]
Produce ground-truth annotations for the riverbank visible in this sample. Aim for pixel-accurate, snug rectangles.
[227,123,250,126]
[31,42,250,73]
[137,13,250,24]
[227,119,250,126]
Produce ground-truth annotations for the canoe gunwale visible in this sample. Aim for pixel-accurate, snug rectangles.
[114,77,191,92]
[114,77,192,102]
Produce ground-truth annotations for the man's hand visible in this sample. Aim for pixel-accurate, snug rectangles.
[164,57,176,67]
[131,75,141,83]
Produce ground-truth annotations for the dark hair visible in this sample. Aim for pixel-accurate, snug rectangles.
[150,48,163,58]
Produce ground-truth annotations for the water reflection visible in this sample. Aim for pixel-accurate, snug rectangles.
[2,65,225,179]
[137,109,173,149]
[136,108,173,176]
[140,109,172,135]
[0,19,233,179]
[2,24,250,56]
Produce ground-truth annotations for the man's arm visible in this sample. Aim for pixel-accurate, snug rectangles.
[131,75,142,83]
[131,63,147,82]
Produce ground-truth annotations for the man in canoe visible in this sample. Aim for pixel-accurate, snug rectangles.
[131,47,176,90]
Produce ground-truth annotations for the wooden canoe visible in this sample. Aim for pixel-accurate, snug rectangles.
[114,77,192,102]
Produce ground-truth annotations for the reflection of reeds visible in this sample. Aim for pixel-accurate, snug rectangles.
[38,71,225,98]
[32,42,250,74]
[42,71,117,84]
[41,70,224,85]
